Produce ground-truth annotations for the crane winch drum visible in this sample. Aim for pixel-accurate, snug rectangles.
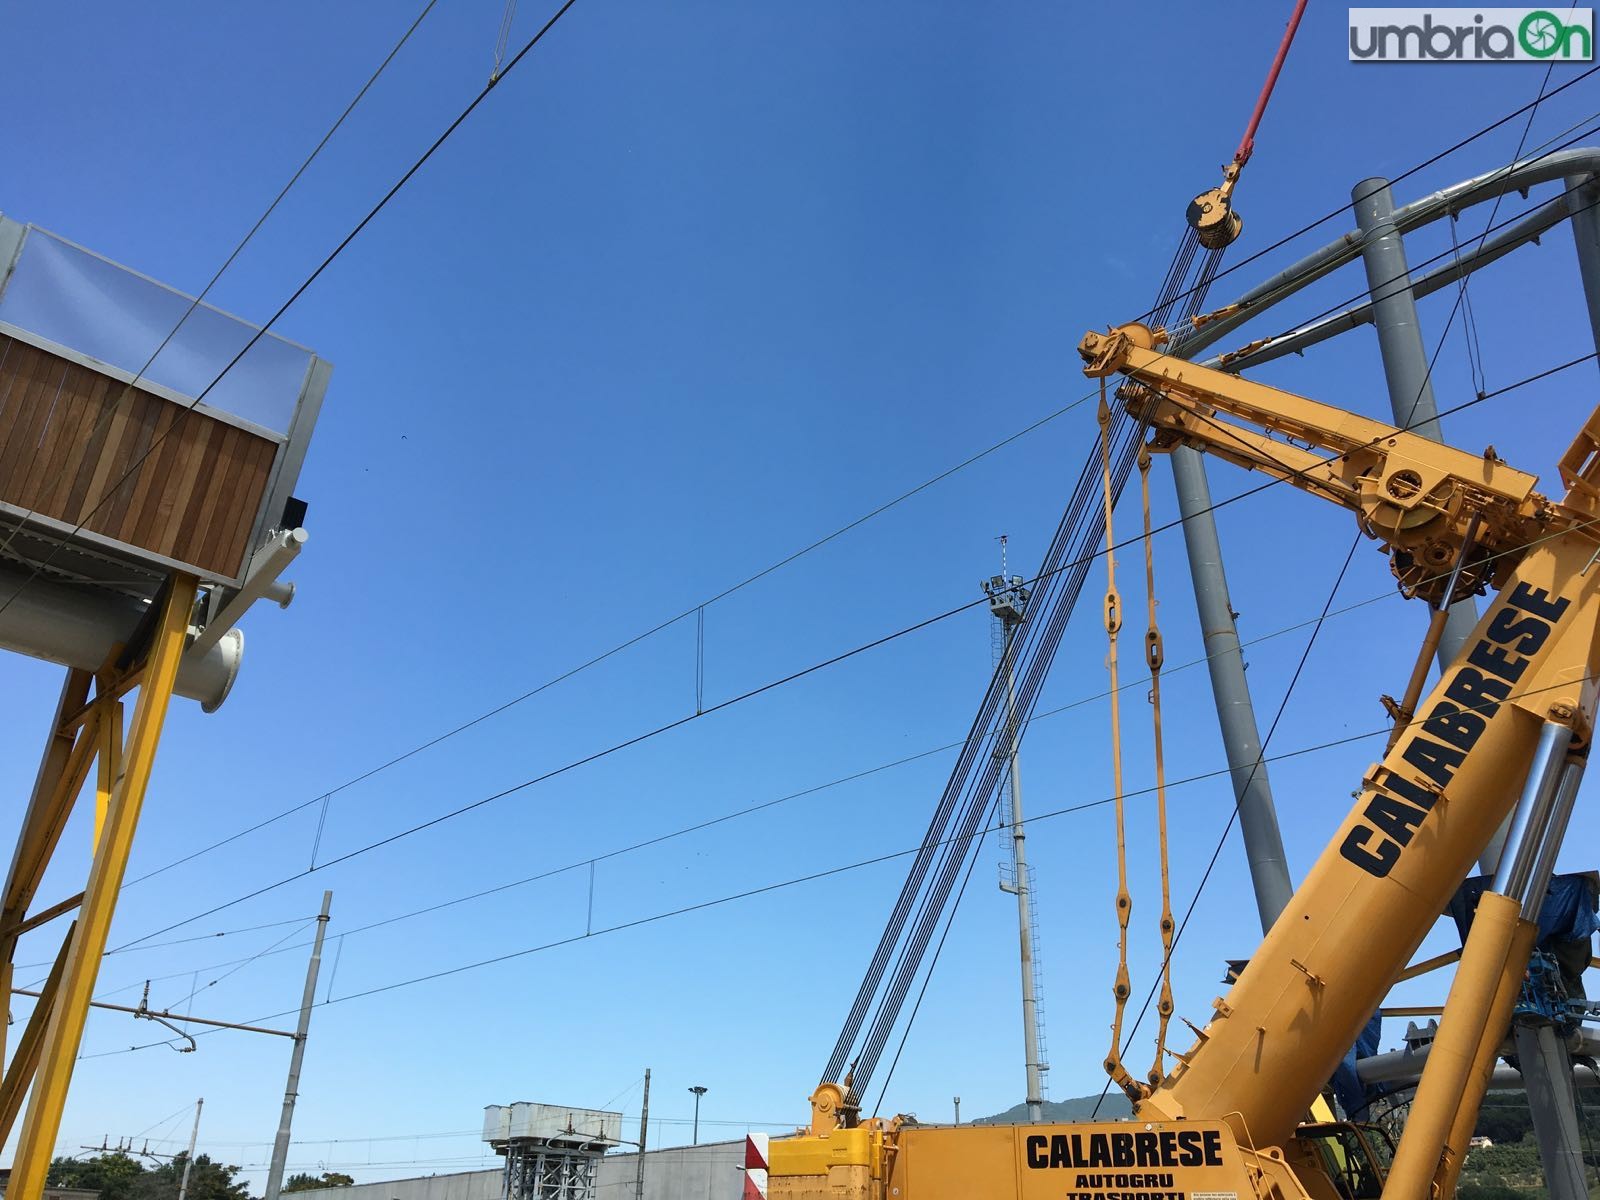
[0,214,328,709]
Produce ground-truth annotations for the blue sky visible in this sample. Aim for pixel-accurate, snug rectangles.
[3,0,1600,1189]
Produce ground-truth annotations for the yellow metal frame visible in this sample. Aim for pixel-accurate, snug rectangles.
[0,573,197,1192]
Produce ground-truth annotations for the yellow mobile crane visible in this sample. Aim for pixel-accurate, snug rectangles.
[768,323,1600,1200]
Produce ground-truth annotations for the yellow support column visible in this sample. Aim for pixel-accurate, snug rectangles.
[0,923,75,1146]
[1435,917,1540,1198]
[0,670,94,1070]
[1384,890,1524,1199]
[8,574,197,1196]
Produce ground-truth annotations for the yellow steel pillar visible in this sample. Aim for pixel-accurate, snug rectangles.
[0,922,74,1144]
[1384,891,1526,1198]
[7,574,197,1196]
[1435,917,1541,1198]
[0,669,95,1069]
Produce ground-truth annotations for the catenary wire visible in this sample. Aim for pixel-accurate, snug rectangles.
[119,388,1096,891]
[1093,62,1562,1117]
[102,346,1599,958]
[72,419,1600,999]
[0,0,439,567]
[72,660,1600,1061]
[36,512,1554,987]
[59,108,1600,1081]
[77,497,1600,1006]
[1092,528,1362,1118]
[158,918,317,1013]
[1131,64,1600,326]
[111,84,1600,896]
[74,730,1387,1058]
[0,0,582,624]
[1223,140,1600,366]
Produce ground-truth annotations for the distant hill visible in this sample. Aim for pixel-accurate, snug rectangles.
[975,1093,1134,1125]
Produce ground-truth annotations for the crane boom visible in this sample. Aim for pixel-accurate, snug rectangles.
[768,321,1600,1200]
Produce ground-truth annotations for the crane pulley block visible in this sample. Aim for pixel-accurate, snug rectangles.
[1076,322,1582,605]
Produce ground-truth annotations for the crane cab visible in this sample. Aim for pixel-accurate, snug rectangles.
[1287,1121,1394,1200]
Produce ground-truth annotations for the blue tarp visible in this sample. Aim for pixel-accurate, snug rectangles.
[1333,871,1596,1119]
[1447,871,1599,948]
[1331,1013,1384,1119]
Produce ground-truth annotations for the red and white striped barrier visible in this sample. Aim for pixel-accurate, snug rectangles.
[743,1133,769,1200]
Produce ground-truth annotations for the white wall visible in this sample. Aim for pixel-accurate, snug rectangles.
[290,1140,744,1200]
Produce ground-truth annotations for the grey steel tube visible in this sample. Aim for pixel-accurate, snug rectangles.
[1154,154,1600,943]
[1174,147,1600,361]
[1490,722,1574,907]
[1169,447,1292,932]
[1567,175,1600,353]
[1514,1023,1590,1200]
[1488,726,1583,1200]
[1528,759,1586,921]
[0,560,239,711]
[1359,1028,1600,1085]
[1510,753,1589,1200]
[1225,195,1573,372]
[1352,178,1481,669]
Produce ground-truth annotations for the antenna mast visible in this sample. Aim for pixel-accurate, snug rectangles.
[983,536,1048,1123]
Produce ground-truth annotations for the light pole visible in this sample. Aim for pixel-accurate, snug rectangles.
[688,1086,708,1145]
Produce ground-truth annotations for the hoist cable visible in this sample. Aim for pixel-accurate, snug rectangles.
[840,151,1220,1090]
[116,105,1600,910]
[105,347,1596,968]
[1140,444,1176,1089]
[870,797,998,1118]
[838,402,1147,1092]
[1090,530,1364,1120]
[1133,62,1600,328]
[1093,57,1562,1120]
[1101,381,1137,1097]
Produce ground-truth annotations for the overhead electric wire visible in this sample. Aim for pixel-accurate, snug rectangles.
[870,797,998,1116]
[0,0,440,570]
[1094,62,1563,1118]
[73,659,1600,1062]
[121,387,1096,892]
[158,918,316,1013]
[1092,529,1362,1117]
[52,504,1595,990]
[0,0,582,625]
[1220,134,1600,366]
[832,69,1248,1090]
[113,81,1600,899]
[826,366,1148,1092]
[53,69,1600,1086]
[102,346,1598,963]
[76,729,1402,1058]
[1133,63,1600,327]
[79,498,1600,997]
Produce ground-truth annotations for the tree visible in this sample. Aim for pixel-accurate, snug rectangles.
[284,1172,355,1191]
[130,1153,253,1200]
[49,1152,147,1200]
[42,1150,252,1200]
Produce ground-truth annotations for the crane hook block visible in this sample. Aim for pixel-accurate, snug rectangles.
[1187,186,1243,250]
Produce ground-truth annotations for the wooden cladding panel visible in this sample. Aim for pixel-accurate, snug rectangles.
[0,334,279,578]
